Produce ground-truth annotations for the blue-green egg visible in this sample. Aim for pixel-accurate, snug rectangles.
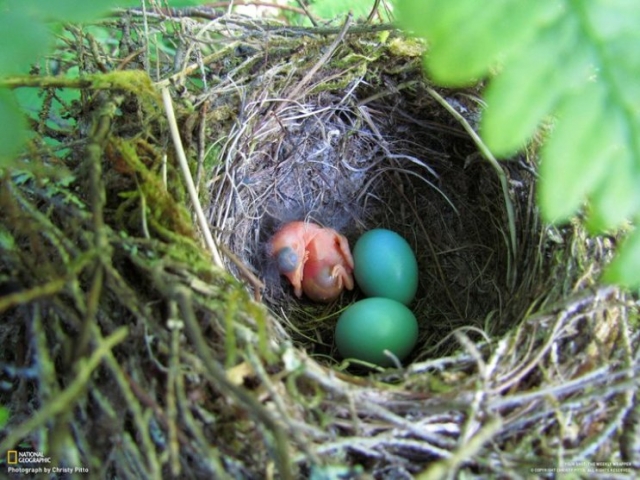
[335,297,418,367]
[353,229,418,304]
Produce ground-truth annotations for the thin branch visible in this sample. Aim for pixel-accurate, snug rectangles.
[162,87,225,269]
[427,87,518,290]
[282,13,353,104]
[0,327,129,454]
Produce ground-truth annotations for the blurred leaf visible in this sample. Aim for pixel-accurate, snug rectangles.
[587,150,640,232]
[0,7,51,76]
[0,226,16,250]
[0,0,140,165]
[0,406,8,428]
[538,82,617,223]
[0,90,28,164]
[604,227,640,288]
[397,0,640,286]
[13,87,45,121]
[399,0,560,85]
[25,0,119,22]
[481,15,594,156]
[311,0,374,20]
[14,87,79,134]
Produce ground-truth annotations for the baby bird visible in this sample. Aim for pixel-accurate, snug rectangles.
[269,221,354,302]
[301,227,355,302]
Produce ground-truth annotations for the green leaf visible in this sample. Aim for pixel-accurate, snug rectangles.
[0,8,51,76]
[0,0,140,165]
[538,82,618,223]
[309,0,378,21]
[603,226,640,288]
[398,0,483,46]
[397,0,640,287]
[19,0,138,23]
[481,16,594,156]
[0,225,17,250]
[399,0,560,86]
[0,90,28,164]
[587,149,640,232]
[0,406,8,429]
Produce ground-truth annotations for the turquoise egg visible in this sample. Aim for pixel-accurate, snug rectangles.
[335,297,418,367]
[353,229,418,304]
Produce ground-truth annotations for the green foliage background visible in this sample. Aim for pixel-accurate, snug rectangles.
[0,0,375,162]
[0,0,124,159]
[307,0,390,22]
[0,0,210,160]
[398,0,640,288]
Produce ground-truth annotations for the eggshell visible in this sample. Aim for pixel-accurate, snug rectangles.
[353,229,418,304]
[335,297,418,367]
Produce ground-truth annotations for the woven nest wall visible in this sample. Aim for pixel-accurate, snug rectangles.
[1,10,639,480]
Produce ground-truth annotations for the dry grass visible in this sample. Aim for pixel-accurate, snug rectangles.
[0,8,638,479]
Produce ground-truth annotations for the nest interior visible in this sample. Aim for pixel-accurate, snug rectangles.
[1,10,639,480]
[219,76,525,364]
[212,26,549,367]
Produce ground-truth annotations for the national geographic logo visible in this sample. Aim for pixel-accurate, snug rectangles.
[5,450,51,464]
[5,450,90,475]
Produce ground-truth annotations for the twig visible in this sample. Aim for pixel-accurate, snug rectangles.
[76,94,120,360]
[366,0,382,24]
[219,243,265,301]
[0,277,66,313]
[282,13,353,104]
[416,416,502,480]
[161,87,225,269]
[426,87,518,290]
[175,286,294,480]
[167,322,182,477]
[295,0,318,26]
[102,338,162,479]
[0,327,129,455]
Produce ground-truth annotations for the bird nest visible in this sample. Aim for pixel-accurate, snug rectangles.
[1,10,639,479]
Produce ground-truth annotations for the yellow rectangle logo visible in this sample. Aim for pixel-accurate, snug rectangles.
[7,450,18,464]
